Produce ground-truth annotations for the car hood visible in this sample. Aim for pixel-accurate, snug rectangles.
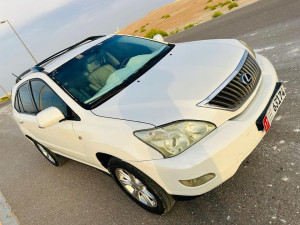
[91,40,246,127]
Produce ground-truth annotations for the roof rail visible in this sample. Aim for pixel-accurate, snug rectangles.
[15,66,45,83]
[36,35,105,67]
[15,35,106,84]
[16,69,31,83]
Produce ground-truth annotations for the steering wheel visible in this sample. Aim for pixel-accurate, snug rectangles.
[120,58,130,68]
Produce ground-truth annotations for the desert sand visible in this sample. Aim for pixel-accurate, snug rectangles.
[120,0,258,37]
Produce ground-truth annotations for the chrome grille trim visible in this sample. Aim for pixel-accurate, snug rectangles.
[197,51,262,111]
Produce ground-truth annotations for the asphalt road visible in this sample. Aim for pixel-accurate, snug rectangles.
[1,0,299,224]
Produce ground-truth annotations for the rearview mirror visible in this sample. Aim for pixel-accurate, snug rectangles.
[37,107,65,128]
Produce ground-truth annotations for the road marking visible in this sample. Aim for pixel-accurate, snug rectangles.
[254,46,275,53]
[0,191,19,225]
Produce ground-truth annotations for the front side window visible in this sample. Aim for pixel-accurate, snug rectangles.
[31,80,68,116]
[15,80,78,120]
[49,35,172,108]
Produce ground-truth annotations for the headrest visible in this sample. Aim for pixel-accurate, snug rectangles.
[86,60,100,73]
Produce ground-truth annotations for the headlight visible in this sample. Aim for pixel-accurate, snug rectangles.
[134,121,216,158]
[239,40,256,58]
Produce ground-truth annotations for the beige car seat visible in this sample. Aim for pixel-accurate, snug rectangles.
[86,59,116,91]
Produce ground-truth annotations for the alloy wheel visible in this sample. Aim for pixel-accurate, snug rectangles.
[36,144,56,164]
[115,168,157,207]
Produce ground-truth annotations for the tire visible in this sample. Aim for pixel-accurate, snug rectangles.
[173,195,200,201]
[34,142,67,167]
[108,157,175,215]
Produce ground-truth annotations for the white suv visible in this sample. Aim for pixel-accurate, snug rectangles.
[12,35,285,214]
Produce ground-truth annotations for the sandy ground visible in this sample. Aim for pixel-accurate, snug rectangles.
[120,0,258,36]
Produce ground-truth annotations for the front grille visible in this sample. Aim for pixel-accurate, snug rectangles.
[207,52,261,110]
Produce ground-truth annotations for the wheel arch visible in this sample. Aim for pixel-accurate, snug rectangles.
[96,152,113,168]
[25,135,35,144]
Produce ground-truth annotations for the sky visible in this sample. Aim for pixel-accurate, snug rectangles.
[0,0,173,94]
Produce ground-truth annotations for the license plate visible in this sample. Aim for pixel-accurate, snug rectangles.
[256,83,286,132]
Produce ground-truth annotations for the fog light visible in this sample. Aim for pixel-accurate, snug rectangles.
[179,173,216,187]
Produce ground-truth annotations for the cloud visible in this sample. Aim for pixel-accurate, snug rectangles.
[0,0,74,35]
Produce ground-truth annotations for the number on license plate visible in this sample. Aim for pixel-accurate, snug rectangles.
[263,85,286,132]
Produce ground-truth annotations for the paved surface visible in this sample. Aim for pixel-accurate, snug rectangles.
[0,0,299,224]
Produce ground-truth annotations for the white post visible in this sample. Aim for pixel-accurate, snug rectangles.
[0,84,8,96]
[1,20,38,64]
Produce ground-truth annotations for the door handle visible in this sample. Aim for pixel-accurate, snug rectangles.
[19,120,24,124]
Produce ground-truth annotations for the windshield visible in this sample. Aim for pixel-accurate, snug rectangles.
[49,35,171,108]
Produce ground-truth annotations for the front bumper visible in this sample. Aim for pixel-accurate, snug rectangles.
[130,54,280,196]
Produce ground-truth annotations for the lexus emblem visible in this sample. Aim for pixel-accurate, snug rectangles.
[241,73,253,85]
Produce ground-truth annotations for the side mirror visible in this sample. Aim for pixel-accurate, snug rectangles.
[37,107,65,128]
[153,34,164,42]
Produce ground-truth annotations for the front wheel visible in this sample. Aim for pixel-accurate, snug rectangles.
[108,158,175,215]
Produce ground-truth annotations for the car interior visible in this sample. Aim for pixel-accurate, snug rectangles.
[49,36,165,104]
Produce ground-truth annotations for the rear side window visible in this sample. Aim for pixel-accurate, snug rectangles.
[17,83,36,113]
[14,92,21,112]
[31,80,68,116]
